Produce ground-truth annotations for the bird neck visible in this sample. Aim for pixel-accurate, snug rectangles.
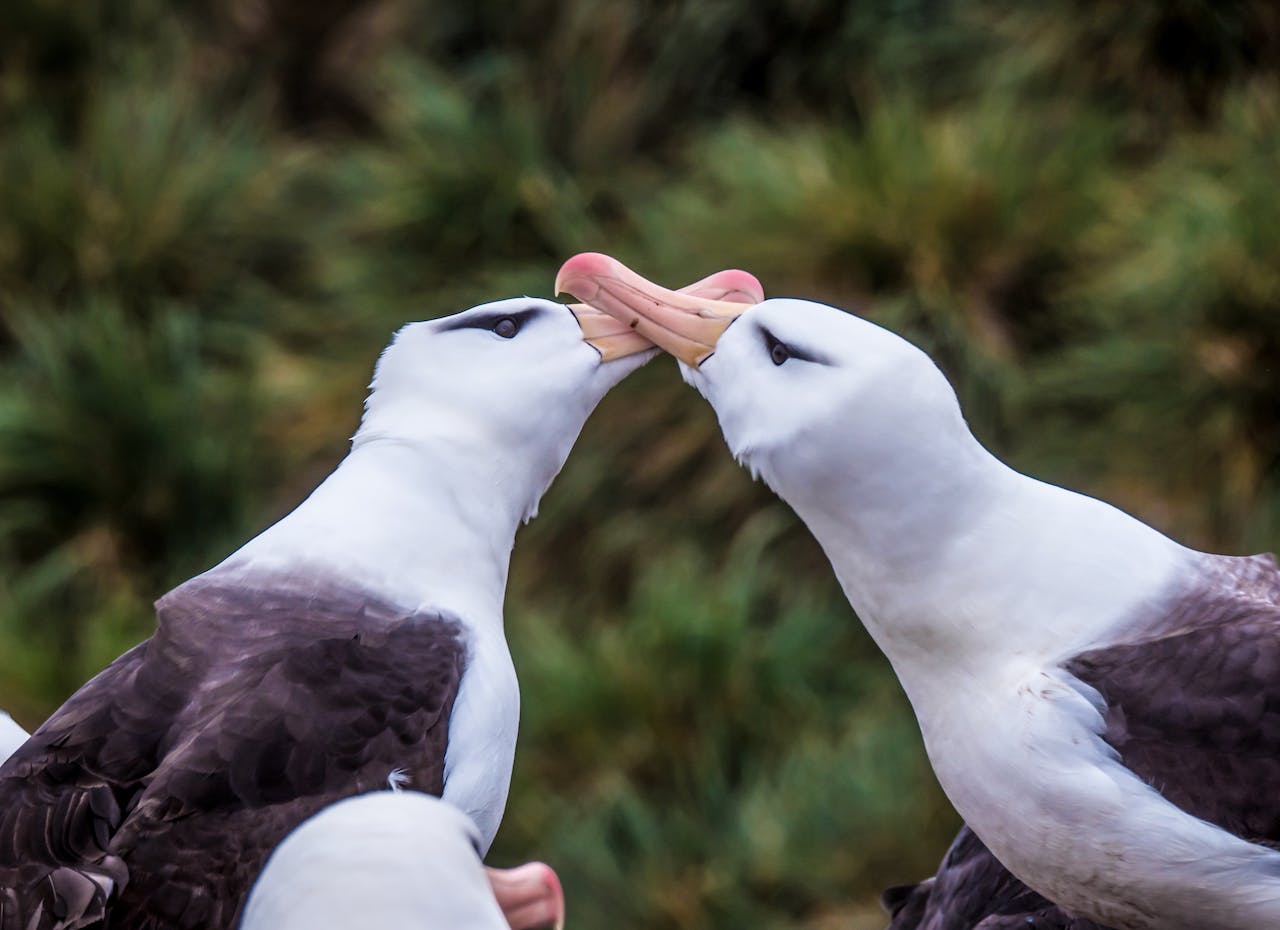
[787,436,1185,696]
[213,438,544,628]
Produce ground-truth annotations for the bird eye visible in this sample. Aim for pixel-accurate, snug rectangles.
[770,342,791,366]
[493,317,519,339]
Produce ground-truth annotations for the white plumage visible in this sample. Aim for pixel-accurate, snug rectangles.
[217,297,655,850]
[0,295,654,929]
[0,272,765,930]
[240,792,511,929]
[0,712,28,764]
[558,252,1280,930]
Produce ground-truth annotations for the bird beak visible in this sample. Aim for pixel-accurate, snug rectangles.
[487,863,565,930]
[561,253,761,365]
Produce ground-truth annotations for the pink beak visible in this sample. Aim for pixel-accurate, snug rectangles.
[559,252,761,366]
[487,863,565,930]
[567,256,763,361]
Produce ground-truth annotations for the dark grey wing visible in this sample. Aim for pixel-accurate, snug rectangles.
[107,578,468,930]
[882,555,1280,930]
[883,826,1111,930]
[0,574,468,930]
[0,636,191,930]
[883,556,1280,930]
[1064,553,1280,845]
[111,628,464,929]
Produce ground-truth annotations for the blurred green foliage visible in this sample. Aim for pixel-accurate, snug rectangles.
[1,1,1278,927]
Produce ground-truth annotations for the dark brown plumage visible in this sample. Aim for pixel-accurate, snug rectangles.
[0,572,466,930]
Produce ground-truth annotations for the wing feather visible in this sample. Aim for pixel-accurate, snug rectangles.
[1064,553,1280,844]
[883,554,1280,930]
[0,573,468,930]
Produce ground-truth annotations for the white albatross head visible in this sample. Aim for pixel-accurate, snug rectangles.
[240,791,564,930]
[355,297,652,527]
[355,273,763,527]
[554,254,978,524]
[233,272,761,578]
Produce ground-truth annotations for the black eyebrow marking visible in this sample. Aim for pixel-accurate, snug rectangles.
[761,326,831,365]
[436,306,544,333]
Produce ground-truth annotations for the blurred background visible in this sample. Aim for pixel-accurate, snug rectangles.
[1,0,1278,926]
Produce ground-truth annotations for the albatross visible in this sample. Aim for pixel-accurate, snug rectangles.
[240,792,560,930]
[0,712,567,930]
[556,252,1280,930]
[0,270,764,930]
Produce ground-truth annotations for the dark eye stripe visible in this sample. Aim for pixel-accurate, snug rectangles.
[760,327,829,366]
[437,306,542,334]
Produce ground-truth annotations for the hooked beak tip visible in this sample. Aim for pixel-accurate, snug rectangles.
[555,252,619,302]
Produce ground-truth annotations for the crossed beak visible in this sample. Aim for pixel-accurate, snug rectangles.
[562,253,761,364]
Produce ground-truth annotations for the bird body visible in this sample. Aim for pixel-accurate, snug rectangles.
[215,432,526,847]
[557,253,1280,930]
[779,375,1280,930]
[0,295,658,930]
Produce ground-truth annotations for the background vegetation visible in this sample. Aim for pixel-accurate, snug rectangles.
[2,1,1278,926]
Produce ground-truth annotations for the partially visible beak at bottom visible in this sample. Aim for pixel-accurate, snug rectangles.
[558,253,760,366]
[487,862,565,930]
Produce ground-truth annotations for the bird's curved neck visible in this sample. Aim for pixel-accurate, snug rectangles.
[787,435,1184,691]
[213,438,540,627]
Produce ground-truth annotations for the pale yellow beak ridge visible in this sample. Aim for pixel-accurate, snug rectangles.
[568,304,653,361]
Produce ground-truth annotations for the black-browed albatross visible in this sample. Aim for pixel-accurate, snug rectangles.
[557,252,1280,930]
[240,791,554,930]
[0,271,764,930]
